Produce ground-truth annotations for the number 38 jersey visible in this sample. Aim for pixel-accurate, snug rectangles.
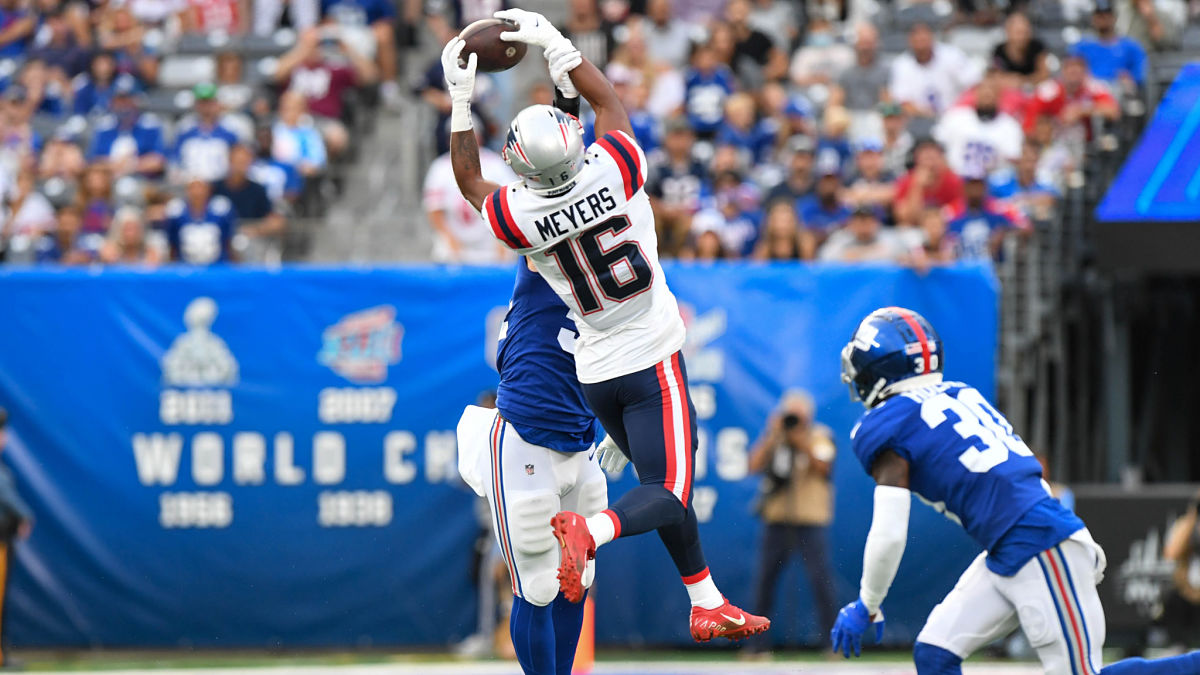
[480,129,686,384]
[851,381,1084,574]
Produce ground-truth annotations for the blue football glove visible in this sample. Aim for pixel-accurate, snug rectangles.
[830,599,884,658]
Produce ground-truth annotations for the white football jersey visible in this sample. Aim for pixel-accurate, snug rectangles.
[934,106,1024,176]
[424,148,515,264]
[480,130,686,384]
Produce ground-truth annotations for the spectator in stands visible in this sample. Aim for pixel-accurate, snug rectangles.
[1,167,56,257]
[0,407,33,670]
[87,77,166,178]
[1028,115,1076,190]
[320,0,398,105]
[275,27,376,161]
[1025,56,1121,146]
[77,163,114,235]
[992,12,1048,85]
[1161,491,1200,648]
[166,176,236,265]
[889,23,983,122]
[680,210,730,262]
[73,54,124,117]
[29,4,90,79]
[37,203,97,263]
[565,0,617,70]
[38,126,84,181]
[934,78,1024,176]
[179,0,247,34]
[894,138,964,226]
[1072,0,1147,92]
[96,4,159,84]
[765,136,815,205]
[717,92,776,166]
[1117,0,1186,51]
[213,144,285,263]
[796,154,851,239]
[747,0,798,53]
[100,205,160,265]
[818,205,908,262]
[684,37,736,140]
[789,15,854,92]
[752,200,812,260]
[747,390,838,655]
[254,0,317,36]
[879,102,914,178]
[15,59,69,117]
[722,0,786,87]
[946,168,1017,261]
[214,51,254,114]
[174,83,239,182]
[817,107,853,177]
[832,23,888,119]
[647,116,709,256]
[248,125,301,205]
[642,0,691,69]
[989,142,1060,222]
[843,139,896,219]
[0,89,41,181]
[0,0,35,59]
[272,90,327,178]
[907,207,958,272]
[422,125,511,265]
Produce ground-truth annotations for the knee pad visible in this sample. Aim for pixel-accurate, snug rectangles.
[914,642,964,675]
[520,569,561,607]
[1015,599,1055,648]
[575,476,608,518]
[507,491,558,557]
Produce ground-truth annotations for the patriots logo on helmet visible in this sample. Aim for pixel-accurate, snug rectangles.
[841,307,944,408]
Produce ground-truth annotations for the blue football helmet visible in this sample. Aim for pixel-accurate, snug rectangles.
[841,307,945,408]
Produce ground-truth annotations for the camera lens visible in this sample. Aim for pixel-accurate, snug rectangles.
[782,413,800,428]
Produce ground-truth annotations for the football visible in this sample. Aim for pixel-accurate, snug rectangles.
[459,18,527,73]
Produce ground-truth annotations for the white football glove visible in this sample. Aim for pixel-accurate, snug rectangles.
[495,8,580,96]
[440,36,476,131]
[596,435,629,475]
[545,38,581,98]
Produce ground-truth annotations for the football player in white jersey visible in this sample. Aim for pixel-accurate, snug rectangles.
[423,128,516,264]
[441,8,769,642]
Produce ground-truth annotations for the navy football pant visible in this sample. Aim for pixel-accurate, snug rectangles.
[582,351,707,577]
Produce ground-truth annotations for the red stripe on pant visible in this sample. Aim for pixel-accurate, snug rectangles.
[673,352,693,505]
[656,360,680,503]
[491,418,518,596]
[1046,549,1093,675]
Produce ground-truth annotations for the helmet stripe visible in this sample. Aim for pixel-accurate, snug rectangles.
[498,188,531,248]
[893,308,932,374]
[558,121,569,152]
[510,136,532,166]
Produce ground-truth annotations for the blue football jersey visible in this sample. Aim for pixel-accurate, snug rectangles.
[852,381,1083,575]
[496,263,598,454]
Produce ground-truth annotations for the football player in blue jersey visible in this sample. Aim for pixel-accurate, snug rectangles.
[455,259,609,675]
[831,307,1200,675]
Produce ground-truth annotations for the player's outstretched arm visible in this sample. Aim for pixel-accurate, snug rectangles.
[832,450,910,658]
[495,9,631,138]
[442,37,499,212]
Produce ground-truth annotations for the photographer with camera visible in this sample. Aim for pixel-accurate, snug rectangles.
[745,390,837,653]
[1161,489,1200,648]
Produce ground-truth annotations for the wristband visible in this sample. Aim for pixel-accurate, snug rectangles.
[554,88,580,117]
[450,101,473,133]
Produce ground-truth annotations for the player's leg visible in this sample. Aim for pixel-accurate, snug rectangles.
[550,454,608,675]
[796,524,839,641]
[747,524,792,652]
[914,552,1021,674]
[486,417,566,675]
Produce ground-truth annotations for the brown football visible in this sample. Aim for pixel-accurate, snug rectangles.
[459,18,527,73]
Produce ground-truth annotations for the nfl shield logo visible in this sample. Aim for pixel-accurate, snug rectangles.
[525,464,535,475]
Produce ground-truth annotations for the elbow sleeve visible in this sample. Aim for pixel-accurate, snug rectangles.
[860,485,911,615]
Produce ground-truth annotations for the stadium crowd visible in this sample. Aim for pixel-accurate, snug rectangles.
[422,0,1183,267]
[0,0,402,267]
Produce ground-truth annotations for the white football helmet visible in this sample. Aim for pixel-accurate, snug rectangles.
[502,104,586,196]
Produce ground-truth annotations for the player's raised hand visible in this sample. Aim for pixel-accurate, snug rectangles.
[830,599,884,659]
[441,37,477,105]
[596,435,629,475]
[493,9,561,49]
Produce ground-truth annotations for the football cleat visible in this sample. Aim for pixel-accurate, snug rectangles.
[551,511,595,603]
[689,598,771,642]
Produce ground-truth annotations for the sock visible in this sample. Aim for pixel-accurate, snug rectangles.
[585,510,620,548]
[1102,653,1200,675]
[913,641,964,675]
[682,567,724,610]
[510,596,556,675]
[551,590,587,675]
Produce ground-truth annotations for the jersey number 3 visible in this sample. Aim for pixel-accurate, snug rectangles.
[920,389,1033,474]
[545,216,653,314]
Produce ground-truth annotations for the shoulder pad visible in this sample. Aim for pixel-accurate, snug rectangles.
[210,195,232,215]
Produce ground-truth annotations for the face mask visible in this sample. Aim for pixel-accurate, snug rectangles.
[809,33,834,48]
[977,106,998,121]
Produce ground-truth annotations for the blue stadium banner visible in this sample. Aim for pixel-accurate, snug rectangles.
[0,263,997,648]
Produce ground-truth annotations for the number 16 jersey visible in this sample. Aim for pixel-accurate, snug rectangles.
[480,129,686,384]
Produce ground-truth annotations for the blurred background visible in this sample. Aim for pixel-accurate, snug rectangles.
[0,0,1199,671]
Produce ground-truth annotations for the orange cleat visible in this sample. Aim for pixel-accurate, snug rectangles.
[551,511,595,603]
[689,598,771,642]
